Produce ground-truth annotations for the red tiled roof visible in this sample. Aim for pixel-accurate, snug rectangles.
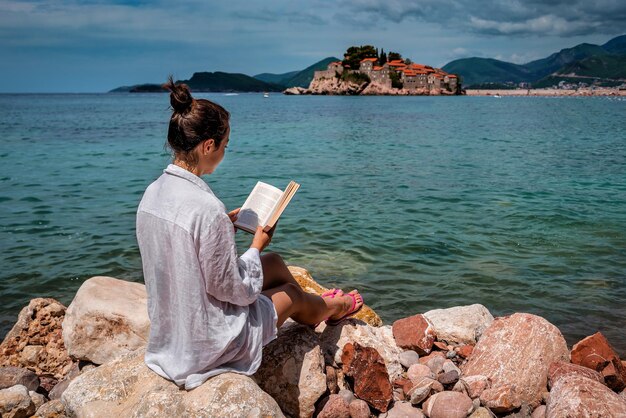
[360,57,377,63]
[448,74,458,78]
[388,62,407,67]
[389,60,404,64]
[373,66,383,70]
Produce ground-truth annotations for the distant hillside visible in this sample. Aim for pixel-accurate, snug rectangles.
[254,57,339,88]
[603,34,626,54]
[110,72,283,93]
[442,58,533,85]
[442,34,626,87]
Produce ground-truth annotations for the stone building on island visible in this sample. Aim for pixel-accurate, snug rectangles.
[313,56,459,94]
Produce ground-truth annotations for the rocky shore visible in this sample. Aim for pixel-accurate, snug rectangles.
[1,266,626,417]
[466,88,626,97]
[284,78,455,96]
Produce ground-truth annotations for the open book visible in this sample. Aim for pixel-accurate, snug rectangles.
[234,181,300,234]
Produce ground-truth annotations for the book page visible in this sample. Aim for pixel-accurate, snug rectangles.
[234,182,283,233]
[266,181,300,230]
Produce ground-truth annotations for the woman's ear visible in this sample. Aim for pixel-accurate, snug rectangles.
[202,139,216,155]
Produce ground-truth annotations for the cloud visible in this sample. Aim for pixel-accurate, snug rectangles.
[232,9,326,25]
[336,0,626,37]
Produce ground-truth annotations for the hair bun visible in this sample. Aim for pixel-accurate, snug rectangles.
[163,76,193,114]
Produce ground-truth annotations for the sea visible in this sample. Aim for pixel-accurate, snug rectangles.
[1,93,625,355]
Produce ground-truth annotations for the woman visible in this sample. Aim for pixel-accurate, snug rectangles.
[136,78,363,390]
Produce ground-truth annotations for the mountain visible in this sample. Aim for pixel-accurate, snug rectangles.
[523,43,608,78]
[110,72,284,93]
[442,34,626,87]
[254,57,339,88]
[442,58,534,86]
[254,70,300,86]
[602,34,626,54]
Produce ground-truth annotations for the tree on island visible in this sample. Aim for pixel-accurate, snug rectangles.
[380,49,387,65]
[343,45,378,69]
[388,51,403,62]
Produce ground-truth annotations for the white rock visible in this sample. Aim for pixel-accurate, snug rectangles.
[254,322,325,418]
[319,320,403,380]
[423,304,494,345]
[0,385,36,418]
[385,401,425,418]
[61,350,284,418]
[399,351,420,369]
[62,276,150,365]
[28,390,46,410]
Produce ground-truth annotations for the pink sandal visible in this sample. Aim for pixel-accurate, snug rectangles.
[313,289,343,327]
[326,291,364,326]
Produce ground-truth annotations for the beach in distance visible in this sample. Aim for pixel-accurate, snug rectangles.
[466,88,626,96]
[1,92,625,358]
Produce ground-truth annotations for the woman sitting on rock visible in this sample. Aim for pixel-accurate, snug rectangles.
[136,78,363,390]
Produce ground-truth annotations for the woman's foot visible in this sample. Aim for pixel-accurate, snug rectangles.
[326,290,364,325]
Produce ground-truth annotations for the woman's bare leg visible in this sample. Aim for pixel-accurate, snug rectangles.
[260,253,363,327]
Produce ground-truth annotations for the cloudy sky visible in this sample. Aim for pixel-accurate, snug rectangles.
[0,0,624,92]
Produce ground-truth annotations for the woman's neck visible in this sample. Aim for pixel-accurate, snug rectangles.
[173,159,203,177]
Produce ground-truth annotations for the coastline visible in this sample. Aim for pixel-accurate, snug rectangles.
[466,88,626,97]
[1,268,625,417]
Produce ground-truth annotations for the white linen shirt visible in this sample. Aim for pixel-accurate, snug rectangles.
[136,164,278,390]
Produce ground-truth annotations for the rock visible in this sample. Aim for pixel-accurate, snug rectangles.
[61,350,284,417]
[453,375,491,399]
[385,401,425,418]
[318,394,350,418]
[418,352,446,366]
[546,374,626,417]
[433,341,448,351]
[349,399,371,418]
[399,351,421,369]
[0,367,40,391]
[338,388,355,405]
[327,366,338,394]
[424,356,445,376]
[38,376,58,394]
[392,314,436,355]
[431,380,444,393]
[283,87,307,95]
[422,391,473,418]
[319,320,403,380]
[461,313,568,410]
[442,360,461,375]
[62,276,150,365]
[547,360,604,389]
[0,385,36,418]
[408,364,435,382]
[305,77,366,95]
[0,298,74,379]
[341,342,393,412]
[570,332,626,392]
[438,370,459,385]
[423,304,494,345]
[393,376,414,399]
[446,351,456,359]
[288,266,382,326]
[470,407,493,418]
[530,405,546,418]
[254,322,326,418]
[48,361,81,400]
[407,377,434,405]
[480,385,521,414]
[35,399,66,417]
[29,390,46,410]
[457,345,474,359]
[621,389,626,401]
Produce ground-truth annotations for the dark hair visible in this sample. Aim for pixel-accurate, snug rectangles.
[162,76,230,162]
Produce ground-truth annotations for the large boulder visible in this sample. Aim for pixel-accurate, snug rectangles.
[319,320,403,380]
[288,266,382,326]
[547,360,604,389]
[61,350,284,418]
[546,374,626,417]
[423,304,494,345]
[0,298,74,379]
[62,276,150,365]
[461,313,568,411]
[570,332,626,392]
[254,321,326,418]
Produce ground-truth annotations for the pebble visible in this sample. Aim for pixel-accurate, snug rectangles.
[399,350,420,369]
[0,367,40,392]
[438,370,460,385]
[338,388,355,405]
[384,401,425,418]
[446,350,457,359]
[407,364,435,382]
[318,394,350,418]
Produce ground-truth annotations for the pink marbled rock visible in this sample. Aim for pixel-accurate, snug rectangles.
[546,374,626,417]
[392,314,436,355]
[547,360,604,389]
[422,391,473,418]
[461,313,568,409]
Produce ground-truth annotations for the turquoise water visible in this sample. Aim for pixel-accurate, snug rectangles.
[1,93,625,355]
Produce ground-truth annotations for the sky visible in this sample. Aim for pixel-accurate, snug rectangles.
[0,0,624,92]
